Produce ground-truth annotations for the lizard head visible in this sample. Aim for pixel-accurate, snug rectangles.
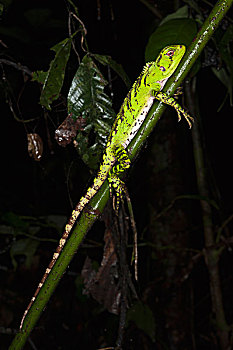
[155,44,186,77]
[143,45,186,89]
[145,45,186,81]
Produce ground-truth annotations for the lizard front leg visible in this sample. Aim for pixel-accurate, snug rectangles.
[152,90,194,128]
[108,146,131,212]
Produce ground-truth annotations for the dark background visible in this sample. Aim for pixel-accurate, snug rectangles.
[1,0,233,349]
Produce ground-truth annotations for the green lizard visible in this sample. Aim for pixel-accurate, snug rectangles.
[20,44,193,330]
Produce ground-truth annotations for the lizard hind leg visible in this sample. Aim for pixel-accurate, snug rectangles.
[108,146,131,212]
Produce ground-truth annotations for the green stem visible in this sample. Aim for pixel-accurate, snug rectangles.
[9,181,110,350]
[9,0,233,348]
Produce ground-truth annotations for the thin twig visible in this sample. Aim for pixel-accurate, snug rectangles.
[0,59,32,76]
[68,12,81,63]
[70,12,88,52]
[125,188,138,280]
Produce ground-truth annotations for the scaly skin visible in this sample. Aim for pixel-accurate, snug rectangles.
[20,44,193,330]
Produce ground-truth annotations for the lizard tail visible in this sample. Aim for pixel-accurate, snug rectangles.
[20,166,111,330]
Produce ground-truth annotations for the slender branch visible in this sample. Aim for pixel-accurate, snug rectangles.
[139,0,163,18]
[0,59,32,76]
[9,0,233,348]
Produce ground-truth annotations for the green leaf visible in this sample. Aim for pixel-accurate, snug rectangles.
[93,54,131,88]
[1,211,28,230]
[145,18,197,62]
[212,66,232,105]
[159,5,189,25]
[24,8,51,28]
[32,70,48,84]
[67,55,116,169]
[74,274,87,302]
[0,25,30,43]
[0,4,3,15]
[126,301,156,342]
[0,0,12,8]
[10,238,39,269]
[33,37,73,110]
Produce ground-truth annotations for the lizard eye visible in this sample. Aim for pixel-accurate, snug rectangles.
[166,50,174,57]
[160,66,166,72]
